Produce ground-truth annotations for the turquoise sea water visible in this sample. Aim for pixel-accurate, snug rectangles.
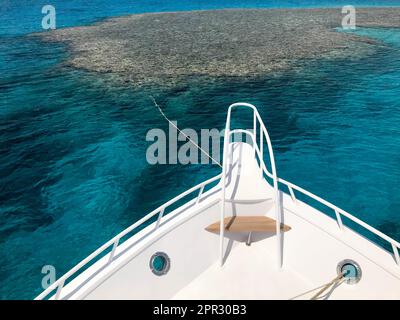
[1,1,400,299]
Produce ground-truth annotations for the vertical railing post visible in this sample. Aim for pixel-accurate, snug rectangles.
[260,128,263,177]
[275,188,282,269]
[220,108,231,267]
[334,209,344,230]
[54,279,65,300]
[220,135,229,266]
[262,123,282,269]
[155,208,165,229]
[392,243,400,266]
[288,186,297,204]
[253,112,257,159]
[108,238,120,264]
[267,138,282,268]
[196,185,205,204]
[253,112,257,142]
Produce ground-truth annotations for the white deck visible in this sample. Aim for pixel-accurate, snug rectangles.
[223,142,273,203]
[174,201,400,300]
[172,142,400,299]
[173,238,311,300]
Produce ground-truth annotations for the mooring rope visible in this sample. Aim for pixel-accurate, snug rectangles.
[310,273,345,300]
[150,96,223,168]
[289,272,346,300]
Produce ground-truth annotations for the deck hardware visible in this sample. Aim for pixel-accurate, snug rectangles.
[150,252,171,276]
[337,259,362,284]
[246,232,252,246]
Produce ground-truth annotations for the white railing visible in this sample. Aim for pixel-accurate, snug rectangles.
[253,135,400,266]
[222,103,400,268]
[35,173,222,300]
[278,176,400,266]
[240,104,400,267]
[220,103,282,267]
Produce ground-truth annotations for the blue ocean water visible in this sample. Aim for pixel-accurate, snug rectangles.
[2,0,400,36]
[1,1,400,299]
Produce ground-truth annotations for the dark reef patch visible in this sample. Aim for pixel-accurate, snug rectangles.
[39,8,400,87]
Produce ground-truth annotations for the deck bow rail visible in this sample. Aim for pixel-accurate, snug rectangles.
[220,102,282,267]
[277,175,400,266]
[225,103,400,268]
[35,173,222,300]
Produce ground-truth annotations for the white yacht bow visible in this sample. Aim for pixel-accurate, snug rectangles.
[36,103,400,300]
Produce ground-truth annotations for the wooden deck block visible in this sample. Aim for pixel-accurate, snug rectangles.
[205,216,291,233]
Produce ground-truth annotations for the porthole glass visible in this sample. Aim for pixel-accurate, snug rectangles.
[150,252,170,276]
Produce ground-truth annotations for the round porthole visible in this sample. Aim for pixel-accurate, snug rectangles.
[150,252,170,276]
[337,259,362,284]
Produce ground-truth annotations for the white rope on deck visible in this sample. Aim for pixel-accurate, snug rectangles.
[310,273,345,300]
[289,272,346,300]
